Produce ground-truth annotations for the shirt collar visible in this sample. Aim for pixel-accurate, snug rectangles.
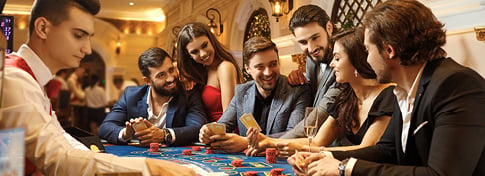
[14,44,54,87]
[393,62,427,101]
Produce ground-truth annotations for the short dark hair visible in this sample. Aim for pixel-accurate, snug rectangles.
[138,47,171,78]
[363,0,446,65]
[243,37,278,66]
[289,4,332,35]
[29,0,100,36]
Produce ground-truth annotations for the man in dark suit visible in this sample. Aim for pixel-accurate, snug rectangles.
[98,47,206,146]
[199,37,311,153]
[288,0,485,175]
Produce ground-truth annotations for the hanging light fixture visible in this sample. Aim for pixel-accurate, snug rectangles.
[269,0,293,22]
[206,8,223,36]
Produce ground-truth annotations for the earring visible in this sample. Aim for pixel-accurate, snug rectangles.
[354,69,358,77]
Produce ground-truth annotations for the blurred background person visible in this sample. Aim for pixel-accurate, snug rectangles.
[85,74,107,135]
[68,67,87,130]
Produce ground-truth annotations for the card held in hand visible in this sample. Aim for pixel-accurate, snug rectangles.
[239,113,262,131]
[207,123,226,135]
[132,119,147,132]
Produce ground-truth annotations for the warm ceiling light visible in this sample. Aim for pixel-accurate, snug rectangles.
[129,2,134,6]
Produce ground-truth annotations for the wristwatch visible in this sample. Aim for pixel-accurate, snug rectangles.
[339,158,349,176]
[164,129,172,144]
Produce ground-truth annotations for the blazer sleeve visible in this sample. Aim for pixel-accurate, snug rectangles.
[171,89,207,146]
[285,84,311,131]
[279,82,340,139]
[98,89,130,144]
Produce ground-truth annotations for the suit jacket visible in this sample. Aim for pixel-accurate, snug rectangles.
[333,58,485,175]
[217,75,311,138]
[98,85,207,146]
[280,56,340,138]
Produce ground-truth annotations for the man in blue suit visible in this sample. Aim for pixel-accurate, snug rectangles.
[198,37,311,153]
[98,47,206,146]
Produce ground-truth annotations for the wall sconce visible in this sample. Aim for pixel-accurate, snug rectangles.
[115,36,121,55]
[206,8,223,36]
[269,0,293,22]
[475,26,485,42]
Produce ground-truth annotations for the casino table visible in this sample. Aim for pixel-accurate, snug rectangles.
[105,145,295,176]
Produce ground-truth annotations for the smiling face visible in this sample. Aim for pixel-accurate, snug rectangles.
[145,57,180,97]
[44,7,95,71]
[364,29,392,83]
[293,22,332,64]
[330,42,355,83]
[185,36,215,67]
[245,49,280,95]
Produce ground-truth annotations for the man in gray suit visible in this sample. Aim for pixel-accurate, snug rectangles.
[281,5,341,138]
[198,37,311,153]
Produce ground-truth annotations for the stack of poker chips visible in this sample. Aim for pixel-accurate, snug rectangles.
[244,171,258,176]
[205,149,214,154]
[192,146,201,151]
[149,143,159,152]
[266,148,277,164]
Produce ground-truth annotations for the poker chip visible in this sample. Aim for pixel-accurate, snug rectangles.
[244,171,258,176]
[205,149,214,154]
[266,148,277,164]
[149,143,159,152]
[270,168,284,176]
[182,149,192,155]
[231,159,243,167]
[192,146,201,151]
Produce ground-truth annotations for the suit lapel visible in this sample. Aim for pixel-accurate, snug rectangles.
[244,83,256,115]
[267,76,285,135]
[137,89,149,118]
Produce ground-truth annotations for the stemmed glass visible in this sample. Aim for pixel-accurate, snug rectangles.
[304,107,318,153]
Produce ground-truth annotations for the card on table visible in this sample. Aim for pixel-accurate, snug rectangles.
[207,123,226,135]
[239,113,261,131]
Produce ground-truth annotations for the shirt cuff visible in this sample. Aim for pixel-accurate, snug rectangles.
[345,157,357,176]
[167,128,176,144]
[118,128,129,142]
[320,151,335,159]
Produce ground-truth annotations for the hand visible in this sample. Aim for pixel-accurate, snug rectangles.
[287,69,307,85]
[307,157,340,176]
[180,77,196,91]
[288,151,312,175]
[135,120,165,146]
[210,133,248,153]
[246,127,272,156]
[276,141,305,157]
[145,158,196,176]
[122,118,137,141]
[199,124,214,144]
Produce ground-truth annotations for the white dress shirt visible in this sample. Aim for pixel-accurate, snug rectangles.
[1,44,152,175]
[85,85,107,109]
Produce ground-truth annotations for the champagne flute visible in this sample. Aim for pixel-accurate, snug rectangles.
[304,107,318,153]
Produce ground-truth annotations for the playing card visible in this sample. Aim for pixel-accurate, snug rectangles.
[207,123,226,135]
[239,113,261,131]
[132,120,147,132]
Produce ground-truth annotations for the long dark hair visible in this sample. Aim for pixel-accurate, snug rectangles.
[176,22,242,85]
[332,27,377,132]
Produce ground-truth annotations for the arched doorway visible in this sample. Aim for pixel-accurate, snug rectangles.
[242,8,271,82]
[80,51,106,88]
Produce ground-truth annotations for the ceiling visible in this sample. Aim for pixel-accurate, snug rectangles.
[3,0,180,22]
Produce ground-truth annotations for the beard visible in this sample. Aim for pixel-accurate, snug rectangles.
[151,79,180,97]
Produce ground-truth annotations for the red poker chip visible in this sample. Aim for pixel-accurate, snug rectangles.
[192,146,201,151]
[244,171,258,176]
[182,149,192,155]
[270,168,284,175]
[205,149,214,154]
[231,159,243,167]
